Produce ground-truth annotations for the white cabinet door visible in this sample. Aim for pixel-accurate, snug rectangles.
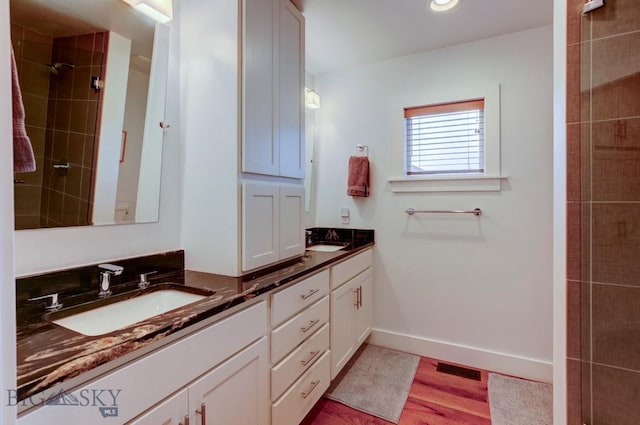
[243,182,280,271]
[243,0,304,179]
[242,0,278,176]
[354,269,373,346]
[278,0,304,178]
[189,337,270,425]
[330,277,358,379]
[279,184,305,260]
[127,389,188,425]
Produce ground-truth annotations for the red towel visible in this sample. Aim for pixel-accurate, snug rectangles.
[11,46,36,173]
[347,156,369,197]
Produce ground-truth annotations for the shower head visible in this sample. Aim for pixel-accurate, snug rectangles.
[47,62,75,75]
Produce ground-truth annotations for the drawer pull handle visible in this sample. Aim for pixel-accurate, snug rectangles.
[195,403,206,425]
[301,319,319,333]
[358,285,362,308]
[300,288,320,300]
[179,415,190,425]
[300,350,320,366]
[301,379,321,399]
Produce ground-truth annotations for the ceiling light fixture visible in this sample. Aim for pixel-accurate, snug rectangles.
[429,0,460,12]
[123,0,173,23]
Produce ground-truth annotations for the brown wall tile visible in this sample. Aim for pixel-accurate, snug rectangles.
[592,203,640,286]
[592,118,640,201]
[14,185,42,216]
[567,202,590,282]
[53,99,71,131]
[67,132,86,167]
[567,359,591,425]
[69,100,88,134]
[567,280,591,360]
[592,364,640,424]
[592,283,640,370]
[21,39,53,66]
[22,94,49,128]
[592,0,640,40]
[567,0,590,45]
[592,32,640,121]
[567,123,590,201]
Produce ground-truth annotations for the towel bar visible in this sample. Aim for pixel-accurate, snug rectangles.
[405,208,482,216]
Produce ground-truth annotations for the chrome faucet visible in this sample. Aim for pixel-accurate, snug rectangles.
[28,293,63,312]
[138,271,157,289]
[98,263,123,298]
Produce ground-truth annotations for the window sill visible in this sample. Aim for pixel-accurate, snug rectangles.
[387,175,508,193]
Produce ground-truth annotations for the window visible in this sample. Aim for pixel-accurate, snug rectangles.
[404,99,485,176]
[388,83,503,192]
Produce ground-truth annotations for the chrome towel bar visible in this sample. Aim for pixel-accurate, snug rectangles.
[405,207,482,216]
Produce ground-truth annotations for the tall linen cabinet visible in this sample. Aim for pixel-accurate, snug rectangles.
[180,0,305,276]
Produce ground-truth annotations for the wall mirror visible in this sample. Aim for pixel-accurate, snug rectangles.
[11,0,169,230]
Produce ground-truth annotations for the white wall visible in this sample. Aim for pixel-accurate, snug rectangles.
[93,32,131,225]
[313,26,554,381]
[1,0,17,421]
[117,67,150,221]
[12,20,183,277]
[178,0,241,276]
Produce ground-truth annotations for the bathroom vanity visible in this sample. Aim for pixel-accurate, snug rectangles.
[16,230,373,425]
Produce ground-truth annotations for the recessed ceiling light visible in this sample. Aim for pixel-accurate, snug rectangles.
[430,0,460,12]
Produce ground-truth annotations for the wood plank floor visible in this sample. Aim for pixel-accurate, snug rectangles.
[301,356,492,425]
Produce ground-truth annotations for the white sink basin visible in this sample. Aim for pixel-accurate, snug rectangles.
[52,289,207,336]
[306,244,347,252]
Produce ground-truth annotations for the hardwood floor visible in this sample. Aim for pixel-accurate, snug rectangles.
[301,356,492,425]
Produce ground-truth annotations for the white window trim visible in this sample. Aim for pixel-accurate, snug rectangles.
[388,83,507,192]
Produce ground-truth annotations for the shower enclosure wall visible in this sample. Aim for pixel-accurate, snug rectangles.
[566,0,640,423]
[12,24,106,229]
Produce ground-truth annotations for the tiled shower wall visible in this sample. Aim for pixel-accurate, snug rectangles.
[11,24,107,229]
[11,24,51,229]
[566,0,640,424]
[40,32,107,228]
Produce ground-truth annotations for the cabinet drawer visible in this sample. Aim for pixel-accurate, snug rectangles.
[271,269,329,326]
[271,323,329,401]
[271,296,329,364]
[331,249,372,290]
[272,351,331,425]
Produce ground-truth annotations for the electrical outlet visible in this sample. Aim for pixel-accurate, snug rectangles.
[340,208,350,224]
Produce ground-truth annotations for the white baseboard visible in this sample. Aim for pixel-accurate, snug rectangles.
[368,328,553,383]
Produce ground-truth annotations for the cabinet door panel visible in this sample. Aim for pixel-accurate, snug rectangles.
[330,278,357,379]
[279,184,305,260]
[243,0,278,176]
[243,182,280,271]
[189,337,269,425]
[278,0,304,178]
[127,389,188,425]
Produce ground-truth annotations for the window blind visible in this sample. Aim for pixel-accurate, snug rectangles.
[404,99,485,176]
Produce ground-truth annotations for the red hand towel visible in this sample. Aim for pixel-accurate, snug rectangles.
[11,46,36,173]
[347,156,369,197]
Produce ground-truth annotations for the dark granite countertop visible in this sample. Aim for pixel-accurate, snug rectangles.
[16,241,373,407]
